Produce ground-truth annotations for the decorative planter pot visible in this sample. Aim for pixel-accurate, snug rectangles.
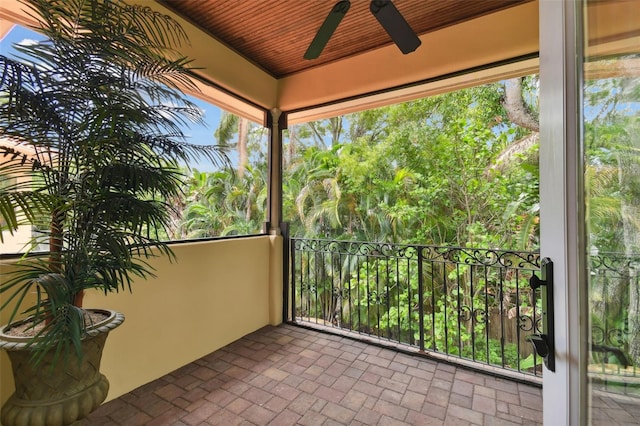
[0,309,124,426]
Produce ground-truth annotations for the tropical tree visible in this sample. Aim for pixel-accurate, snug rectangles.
[177,163,267,237]
[280,77,541,250]
[583,61,640,364]
[215,112,251,177]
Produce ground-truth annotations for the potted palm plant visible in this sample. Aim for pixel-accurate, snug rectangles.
[0,0,228,424]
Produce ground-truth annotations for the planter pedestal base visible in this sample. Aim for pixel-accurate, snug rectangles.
[0,309,124,426]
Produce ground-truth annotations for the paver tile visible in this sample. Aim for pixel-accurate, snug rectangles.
[473,394,497,415]
[288,393,319,415]
[241,404,277,424]
[81,324,546,426]
[226,397,251,414]
[206,408,244,426]
[380,388,404,405]
[354,407,382,424]
[269,408,302,426]
[450,392,473,409]
[406,409,446,425]
[373,398,409,421]
[340,389,369,412]
[314,384,345,404]
[321,401,357,423]
[332,375,357,392]
[297,410,327,426]
[509,404,543,422]
[447,402,485,424]
[400,389,426,411]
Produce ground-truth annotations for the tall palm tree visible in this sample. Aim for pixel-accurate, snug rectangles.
[0,0,229,360]
[215,111,251,177]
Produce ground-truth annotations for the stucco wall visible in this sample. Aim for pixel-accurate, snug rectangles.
[1,235,283,406]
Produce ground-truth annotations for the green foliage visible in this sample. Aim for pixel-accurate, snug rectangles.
[278,77,541,249]
[164,76,541,252]
[130,72,545,373]
[174,164,266,238]
[582,56,640,368]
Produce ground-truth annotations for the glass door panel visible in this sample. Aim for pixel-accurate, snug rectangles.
[583,1,640,423]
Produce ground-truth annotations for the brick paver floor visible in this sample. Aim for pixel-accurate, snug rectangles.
[81,324,543,425]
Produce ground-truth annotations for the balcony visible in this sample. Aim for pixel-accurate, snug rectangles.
[0,1,638,424]
[3,235,638,425]
[80,324,543,425]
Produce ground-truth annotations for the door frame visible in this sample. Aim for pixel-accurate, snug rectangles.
[538,0,589,424]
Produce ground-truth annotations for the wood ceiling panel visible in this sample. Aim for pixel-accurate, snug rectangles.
[159,0,533,78]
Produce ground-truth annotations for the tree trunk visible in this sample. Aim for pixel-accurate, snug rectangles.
[237,117,249,178]
[502,78,539,132]
[490,78,540,171]
[49,209,63,273]
[286,125,297,168]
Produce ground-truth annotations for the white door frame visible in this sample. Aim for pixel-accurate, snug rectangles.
[539,0,588,424]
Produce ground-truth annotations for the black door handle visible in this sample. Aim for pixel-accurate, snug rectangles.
[527,257,555,372]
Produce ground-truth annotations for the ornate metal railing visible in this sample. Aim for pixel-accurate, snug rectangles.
[589,252,640,396]
[289,240,640,388]
[289,238,543,379]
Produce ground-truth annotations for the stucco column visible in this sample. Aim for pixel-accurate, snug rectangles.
[266,108,284,235]
[266,108,286,325]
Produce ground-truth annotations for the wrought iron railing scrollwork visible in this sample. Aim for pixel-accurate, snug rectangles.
[290,238,544,378]
[291,241,640,386]
[589,253,640,374]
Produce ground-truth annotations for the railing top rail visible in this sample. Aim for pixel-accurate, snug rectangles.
[291,238,541,270]
[590,252,640,276]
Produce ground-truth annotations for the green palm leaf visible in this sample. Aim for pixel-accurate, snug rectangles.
[0,0,229,364]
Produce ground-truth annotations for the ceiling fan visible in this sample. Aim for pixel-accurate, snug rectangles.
[304,0,422,60]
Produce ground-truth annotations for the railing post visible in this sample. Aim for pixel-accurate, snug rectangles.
[281,222,290,322]
[417,245,425,352]
[290,236,296,323]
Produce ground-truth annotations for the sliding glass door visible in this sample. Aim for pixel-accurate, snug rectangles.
[583,1,640,423]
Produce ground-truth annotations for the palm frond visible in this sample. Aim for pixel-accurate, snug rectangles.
[0,0,230,364]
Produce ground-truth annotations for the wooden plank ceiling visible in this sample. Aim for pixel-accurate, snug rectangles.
[159,0,533,79]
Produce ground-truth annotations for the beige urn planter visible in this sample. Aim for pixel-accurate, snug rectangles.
[0,309,124,426]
